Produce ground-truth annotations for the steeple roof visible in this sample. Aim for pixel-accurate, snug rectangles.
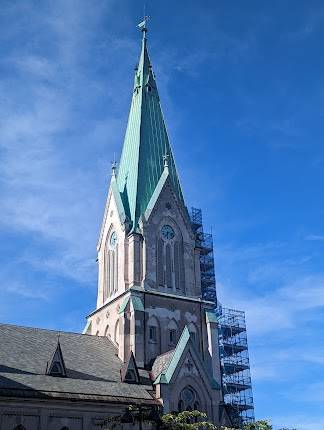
[116,23,185,231]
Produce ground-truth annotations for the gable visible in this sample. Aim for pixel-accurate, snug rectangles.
[153,326,220,391]
[97,176,128,252]
[169,342,220,392]
[46,341,67,377]
[177,351,200,380]
[142,170,192,241]
[120,351,140,384]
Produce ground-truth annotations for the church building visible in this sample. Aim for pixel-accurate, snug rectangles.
[0,20,253,430]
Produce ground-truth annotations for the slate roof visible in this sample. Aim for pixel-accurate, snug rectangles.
[0,323,157,405]
[116,28,185,231]
[151,349,174,380]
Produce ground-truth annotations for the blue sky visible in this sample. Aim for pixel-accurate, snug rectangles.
[1,1,324,428]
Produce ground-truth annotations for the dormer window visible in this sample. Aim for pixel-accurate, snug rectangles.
[46,340,67,378]
[125,369,136,381]
[120,351,140,384]
[51,362,63,375]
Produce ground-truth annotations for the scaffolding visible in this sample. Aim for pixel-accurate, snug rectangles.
[189,208,255,428]
[190,207,217,304]
[218,307,255,427]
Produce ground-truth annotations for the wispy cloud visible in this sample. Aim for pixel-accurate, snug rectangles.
[0,0,135,288]
[305,234,324,241]
[217,240,324,336]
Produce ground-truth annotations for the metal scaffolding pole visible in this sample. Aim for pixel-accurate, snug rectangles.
[190,207,255,428]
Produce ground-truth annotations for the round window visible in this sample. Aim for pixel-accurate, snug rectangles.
[161,225,175,240]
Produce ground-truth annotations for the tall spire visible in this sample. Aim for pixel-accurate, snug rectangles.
[116,21,185,231]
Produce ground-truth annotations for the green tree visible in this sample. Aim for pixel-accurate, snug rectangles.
[243,421,272,430]
[161,410,218,430]
[243,420,297,430]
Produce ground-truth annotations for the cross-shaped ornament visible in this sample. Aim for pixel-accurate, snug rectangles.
[111,160,117,176]
[186,359,193,372]
[163,153,170,168]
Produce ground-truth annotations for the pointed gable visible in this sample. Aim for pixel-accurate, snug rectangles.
[120,351,140,384]
[116,26,185,231]
[46,339,67,377]
[152,326,220,390]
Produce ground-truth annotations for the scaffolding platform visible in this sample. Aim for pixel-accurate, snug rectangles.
[189,207,255,428]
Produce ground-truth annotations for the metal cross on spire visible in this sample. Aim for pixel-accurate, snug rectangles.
[137,13,150,37]
[111,155,117,177]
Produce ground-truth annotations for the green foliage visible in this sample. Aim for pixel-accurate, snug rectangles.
[243,420,297,430]
[160,413,297,430]
[243,421,272,430]
[95,408,298,430]
[161,410,218,430]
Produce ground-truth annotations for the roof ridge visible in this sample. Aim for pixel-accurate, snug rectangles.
[0,322,106,339]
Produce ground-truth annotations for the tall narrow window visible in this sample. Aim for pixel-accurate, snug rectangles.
[174,240,180,290]
[147,316,161,363]
[157,222,185,292]
[165,244,172,288]
[104,230,118,301]
[169,329,177,345]
[188,322,198,347]
[167,319,178,346]
[149,326,157,342]
[156,237,164,286]
[114,319,120,347]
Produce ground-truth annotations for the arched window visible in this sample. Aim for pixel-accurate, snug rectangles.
[167,319,178,346]
[188,322,198,347]
[104,324,109,337]
[156,222,185,292]
[114,319,120,346]
[61,427,69,430]
[13,425,26,430]
[147,316,161,363]
[178,386,200,412]
[104,229,118,301]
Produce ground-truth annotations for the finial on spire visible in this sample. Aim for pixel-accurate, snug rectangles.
[111,158,117,177]
[163,153,170,168]
[137,13,149,38]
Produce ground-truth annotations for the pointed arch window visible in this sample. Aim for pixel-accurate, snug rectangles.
[178,386,200,412]
[147,316,161,363]
[156,222,185,292]
[167,319,179,346]
[104,324,109,337]
[188,322,199,347]
[104,229,118,301]
[114,319,120,347]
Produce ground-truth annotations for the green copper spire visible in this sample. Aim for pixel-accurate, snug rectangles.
[116,20,185,231]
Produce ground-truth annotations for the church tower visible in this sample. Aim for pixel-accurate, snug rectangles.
[84,20,226,422]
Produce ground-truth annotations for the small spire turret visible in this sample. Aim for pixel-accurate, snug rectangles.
[163,153,170,168]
